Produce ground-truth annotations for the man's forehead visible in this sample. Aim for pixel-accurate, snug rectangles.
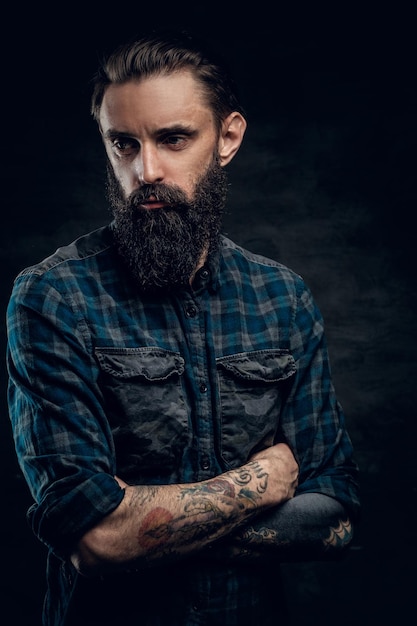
[102,71,206,111]
[99,71,212,133]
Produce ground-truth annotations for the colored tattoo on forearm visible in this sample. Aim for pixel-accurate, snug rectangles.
[134,465,269,562]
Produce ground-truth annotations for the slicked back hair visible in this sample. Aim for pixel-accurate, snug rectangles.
[90,30,245,132]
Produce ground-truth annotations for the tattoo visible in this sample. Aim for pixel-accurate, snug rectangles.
[323,518,352,549]
[130,485,159,507]
[135,469,267,560]
[180,471,263,506]
[238,525,278,544]
[179,478,236,499]
[137,483,232,552]
[238,461,269,494]
[137,507,174,548]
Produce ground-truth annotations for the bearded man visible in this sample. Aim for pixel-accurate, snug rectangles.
[7,29,360,626]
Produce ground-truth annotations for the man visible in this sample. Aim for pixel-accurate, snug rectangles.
[7,29,360,626]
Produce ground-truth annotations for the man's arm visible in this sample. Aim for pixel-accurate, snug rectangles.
[204,492,355,564]
[70,442,299,576]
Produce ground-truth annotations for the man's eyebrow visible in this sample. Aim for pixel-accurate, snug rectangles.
[102,125,196,140]
[156,124,196,136]
[102,129,133,140]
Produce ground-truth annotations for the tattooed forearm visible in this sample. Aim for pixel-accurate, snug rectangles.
[179,469,265,507]
[202,493,355,565]
[235,517,353,552]
[137,471,266,554]
[71,443,299,576]
[137,506,220,559]
[128,463,274,567]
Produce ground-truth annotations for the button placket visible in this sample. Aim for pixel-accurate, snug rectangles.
[179,292,216,480]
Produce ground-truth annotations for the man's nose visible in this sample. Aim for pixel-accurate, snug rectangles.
[135,145,164,185]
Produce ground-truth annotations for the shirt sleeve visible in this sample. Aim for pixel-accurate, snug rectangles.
[6,270,124,557]
[280,277,360,520]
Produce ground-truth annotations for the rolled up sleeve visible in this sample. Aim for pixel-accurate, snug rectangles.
[7,270,124,557]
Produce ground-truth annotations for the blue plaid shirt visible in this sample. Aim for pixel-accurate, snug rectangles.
[7,224,359,625]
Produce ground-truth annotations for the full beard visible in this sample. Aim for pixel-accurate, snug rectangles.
[107,157,228,292]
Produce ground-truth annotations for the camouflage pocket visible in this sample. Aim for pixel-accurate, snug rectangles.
[216,349,296,467]
[95,346,189,482]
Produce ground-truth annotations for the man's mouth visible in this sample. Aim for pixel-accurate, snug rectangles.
[137,195,168,210]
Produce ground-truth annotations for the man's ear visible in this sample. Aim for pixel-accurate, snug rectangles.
[218,112,247,166]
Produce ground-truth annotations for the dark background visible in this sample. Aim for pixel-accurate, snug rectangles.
[1,3,416,625]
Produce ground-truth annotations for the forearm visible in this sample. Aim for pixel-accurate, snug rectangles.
[206,493,354,563]
[71,446,297,576]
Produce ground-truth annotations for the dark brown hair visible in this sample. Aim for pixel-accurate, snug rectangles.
[90,29,245,131]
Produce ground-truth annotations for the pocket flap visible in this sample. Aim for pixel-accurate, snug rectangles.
[217,350,295,382]
[95,347,185,381]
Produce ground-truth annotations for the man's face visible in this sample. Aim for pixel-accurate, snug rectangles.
[99,70,222,201]
[98,71,230,291]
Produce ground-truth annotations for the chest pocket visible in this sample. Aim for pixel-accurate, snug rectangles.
[95,347,189,483]
[216,349,296,467]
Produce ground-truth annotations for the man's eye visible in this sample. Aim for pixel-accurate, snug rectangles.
[112,138,137,154]
[164,136,186,148]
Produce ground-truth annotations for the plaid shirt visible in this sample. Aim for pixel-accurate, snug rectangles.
[7,224,359,625]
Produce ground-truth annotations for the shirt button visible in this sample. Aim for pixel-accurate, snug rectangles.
[201,457,210,471]
[185,305,197,318]
[199,383,208,393]
[200,268,210,280]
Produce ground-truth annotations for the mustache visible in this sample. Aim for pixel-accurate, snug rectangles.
[129,184,189,208]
